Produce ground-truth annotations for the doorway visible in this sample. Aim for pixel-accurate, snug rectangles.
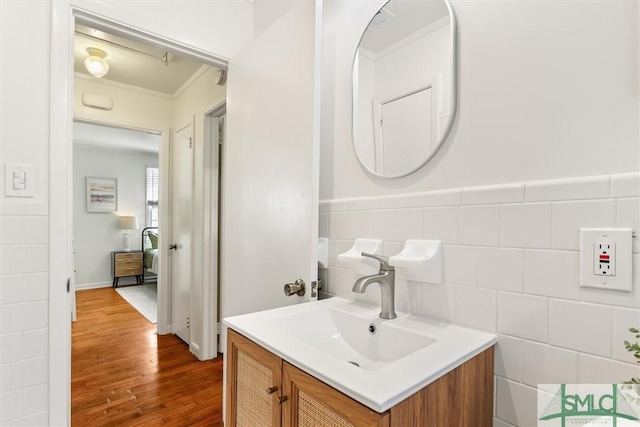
[67,13,226,420]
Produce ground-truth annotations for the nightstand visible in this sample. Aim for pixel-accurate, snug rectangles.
[112,251,143,287]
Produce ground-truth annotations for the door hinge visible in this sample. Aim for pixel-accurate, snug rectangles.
[189,137,193,149]
[216,322,221,335]
[186,316,191,329]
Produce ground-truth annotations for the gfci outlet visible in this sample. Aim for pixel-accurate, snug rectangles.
[580,228,632,292]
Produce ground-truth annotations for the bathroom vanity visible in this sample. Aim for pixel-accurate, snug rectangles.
[224,297,496,426]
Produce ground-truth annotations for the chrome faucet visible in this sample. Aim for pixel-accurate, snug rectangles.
[352,252,397,319]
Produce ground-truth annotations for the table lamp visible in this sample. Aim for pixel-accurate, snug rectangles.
[117,215,139,252]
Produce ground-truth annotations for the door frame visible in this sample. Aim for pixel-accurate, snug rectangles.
[49,4,228,424]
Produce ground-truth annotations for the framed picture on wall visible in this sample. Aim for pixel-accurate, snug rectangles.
[86,177,117,212]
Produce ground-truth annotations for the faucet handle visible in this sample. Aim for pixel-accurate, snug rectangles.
[361,252,394,271]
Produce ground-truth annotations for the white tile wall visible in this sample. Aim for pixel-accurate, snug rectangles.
[319,172,640,427]
[0,205,49,425]
[549,299,612,357]
[500,203,552,248]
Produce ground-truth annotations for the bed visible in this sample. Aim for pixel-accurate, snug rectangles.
[141,227,159,283]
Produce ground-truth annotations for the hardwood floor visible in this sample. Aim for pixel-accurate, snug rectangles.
[72,288,223,426]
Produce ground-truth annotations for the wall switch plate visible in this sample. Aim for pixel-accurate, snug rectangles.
[580,228,632,292]
[4,163,34,198]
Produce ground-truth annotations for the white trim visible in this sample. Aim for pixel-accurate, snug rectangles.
[366,15,451,61]
[201,100,225,360]
[50,3,230,420]
[49,2,74,424]
[74,281,112,290]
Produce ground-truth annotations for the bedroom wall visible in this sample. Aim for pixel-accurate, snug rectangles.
[73,145,159,288]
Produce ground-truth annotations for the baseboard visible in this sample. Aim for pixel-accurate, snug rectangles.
[75,281,112,291]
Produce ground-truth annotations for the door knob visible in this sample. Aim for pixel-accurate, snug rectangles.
[169,243,178,250]
[284,279,306,297]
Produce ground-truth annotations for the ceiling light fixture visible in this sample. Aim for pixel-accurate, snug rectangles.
[84,47,110,78]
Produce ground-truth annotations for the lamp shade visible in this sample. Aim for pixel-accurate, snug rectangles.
[118,216,139,230]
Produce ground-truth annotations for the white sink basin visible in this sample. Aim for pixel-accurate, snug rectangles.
[224,297,496,412]
[264,306,435,370]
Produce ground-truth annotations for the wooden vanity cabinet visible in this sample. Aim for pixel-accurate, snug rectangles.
[226,328,494,427]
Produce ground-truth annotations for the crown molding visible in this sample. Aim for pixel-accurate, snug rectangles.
[74,72,174,99]
[370,15,450,61]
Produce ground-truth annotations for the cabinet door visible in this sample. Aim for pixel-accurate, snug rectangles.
[227,329,283,427]
[282,362,389,427]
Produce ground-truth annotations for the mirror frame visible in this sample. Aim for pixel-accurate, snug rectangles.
[351,0,458,179]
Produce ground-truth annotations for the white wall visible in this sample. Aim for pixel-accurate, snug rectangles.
[1,1,253,424]
[321,1,639,426]
[321,0,639,200]
[73,146,158,287]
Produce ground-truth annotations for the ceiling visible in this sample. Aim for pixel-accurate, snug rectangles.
[73,24,211,153]
[360,0,450,54]
[74,24,209,95]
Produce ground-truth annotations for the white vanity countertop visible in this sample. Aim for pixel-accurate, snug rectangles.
[223,297,496,413]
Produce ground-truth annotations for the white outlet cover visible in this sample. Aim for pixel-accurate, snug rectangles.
[580,228,632,292]
[4,163,34,198]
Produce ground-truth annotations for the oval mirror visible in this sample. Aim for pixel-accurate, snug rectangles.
[352,0,457,178]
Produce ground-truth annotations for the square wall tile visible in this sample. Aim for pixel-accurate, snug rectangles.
[458,205,500,247]
[22,273,47,302]
[549,299,612,357]
[551,200,616,250]
[0,275,24,305]
[10,301,47,333]
[393,209,423,242]
[455,285,497,332]
[524,250,580,300]
[617,198,639,253]
[494,334,522,382]
[327,267,347,297]
[21,328,48,359]
[495,378,539,427]
[498,292,548,342]
[394,277,422,314]
[521,341,578,387]
[500,203,551,249]
[578,353,639,384]
[420,283,455,321]
[346,211,371,240]
[478,247,524,292]
[10,245,47,274]
[22,217,48,244]
[11,357,47,390]
[443,245,477,286]
[0,333,22,363]
[612,307,640,364]
[1,217,23,245]
[0,305,12,334]
[423,207,458,244]
[328,212,348,240]
[370,210,394,241]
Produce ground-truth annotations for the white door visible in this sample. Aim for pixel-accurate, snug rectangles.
[222,2,320,322]
[171,121,194,344]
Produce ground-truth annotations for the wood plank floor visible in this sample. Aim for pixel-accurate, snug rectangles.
[72,288,223,426]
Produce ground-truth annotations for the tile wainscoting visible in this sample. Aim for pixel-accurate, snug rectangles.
[319,172,640,427]
[0,202,49,425]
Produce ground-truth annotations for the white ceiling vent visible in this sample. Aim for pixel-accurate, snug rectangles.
[367,2,396,30]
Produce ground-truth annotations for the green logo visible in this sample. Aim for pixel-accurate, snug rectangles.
[539,384,640,427]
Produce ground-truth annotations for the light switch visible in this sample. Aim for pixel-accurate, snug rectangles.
[4,163,34,198]
[580,228,632,292]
